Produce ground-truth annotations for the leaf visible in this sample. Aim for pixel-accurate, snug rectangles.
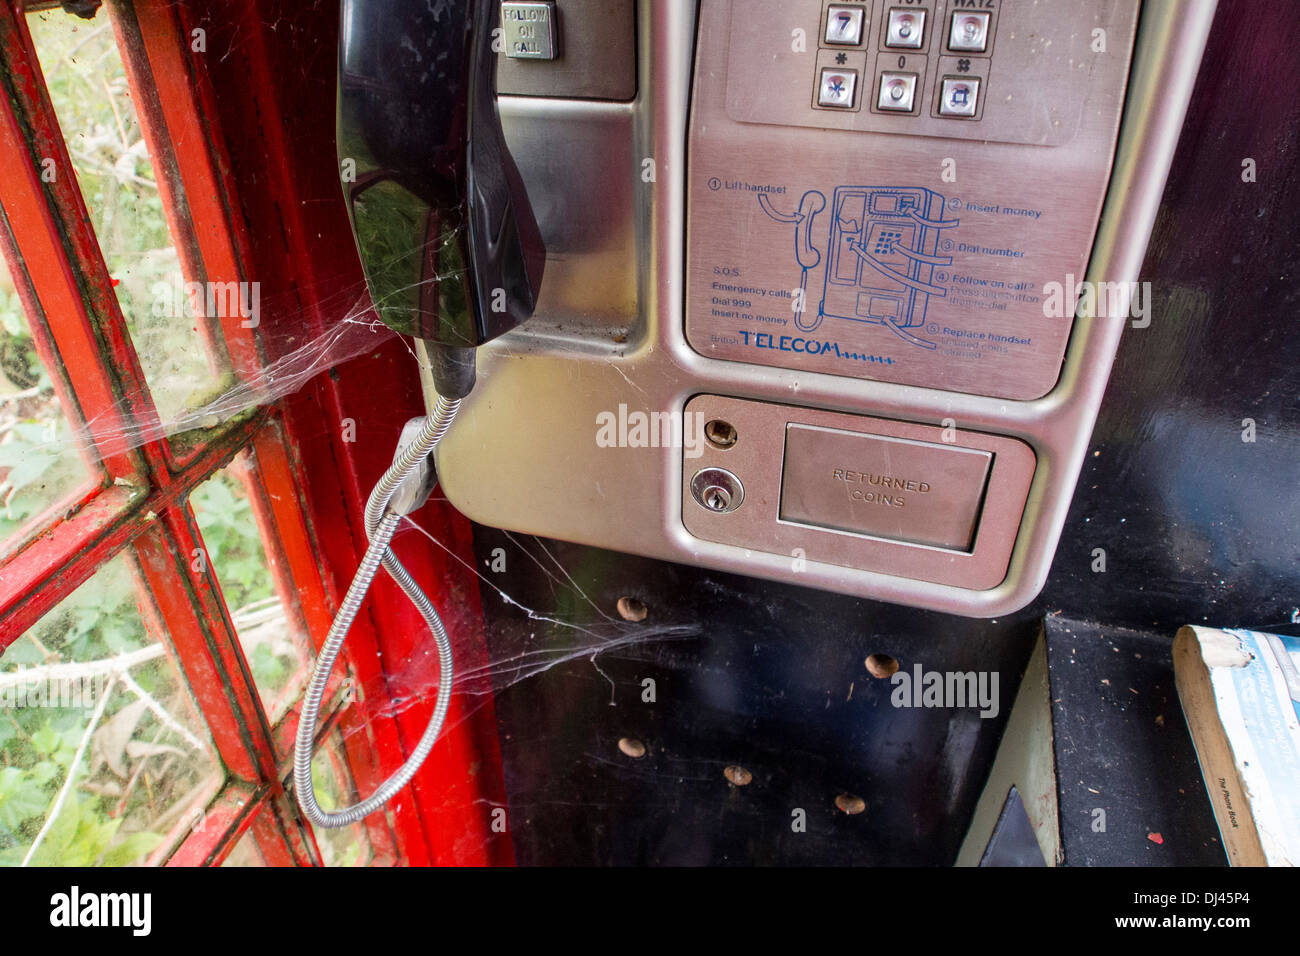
[30,721,61,757]
[123,740,185,761]
[27,794,122,867]
[1,307,25,336]
[101,830,164,867]
[91,698,147,778]
[0,766,50,831]
[0,845,26,866]
[30,761,60,786]
[251,643,288,690]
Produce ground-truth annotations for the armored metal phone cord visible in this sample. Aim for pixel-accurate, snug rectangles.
[293,396,460,828]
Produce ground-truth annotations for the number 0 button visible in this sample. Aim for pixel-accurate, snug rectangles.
[877,72,918,112]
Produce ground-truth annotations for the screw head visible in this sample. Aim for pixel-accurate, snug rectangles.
[704,419,738,449]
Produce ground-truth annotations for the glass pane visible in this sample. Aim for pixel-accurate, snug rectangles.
[191,454,309,723]
[219,826,267,867]
[0,252,95,549]
[26,8,229,430]
[0,554,222,866]
[311,731,374,867]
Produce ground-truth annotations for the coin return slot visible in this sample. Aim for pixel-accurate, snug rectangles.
[779,424,992,551]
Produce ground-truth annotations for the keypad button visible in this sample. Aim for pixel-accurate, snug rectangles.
[938,76,980,117]
[825,5,866,45]
[877,72,918,112]
[948,11,991,53]
[885,8,926,49]
[818,68,858,108]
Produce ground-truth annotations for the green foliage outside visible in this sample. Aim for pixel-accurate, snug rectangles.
[0,8,369,868]
[191,466,300,711]
[0,556,218,867]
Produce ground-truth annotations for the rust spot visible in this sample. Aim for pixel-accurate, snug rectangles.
[618,737,646,759]
[616,596,648,622]
[1147,832,1164,845]
[835,793,866,815]
[865,654,899,679]
[724,765,752,786]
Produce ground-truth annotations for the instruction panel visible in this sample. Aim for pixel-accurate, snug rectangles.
[685,0,1137,401]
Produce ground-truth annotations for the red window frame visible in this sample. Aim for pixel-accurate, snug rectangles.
[0,0,511,866]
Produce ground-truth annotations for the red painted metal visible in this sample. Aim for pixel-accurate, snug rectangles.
[131,517,320,866]
[247,426,401,863]
[0,0,298,867]
[249,793,318,867]
[0,3,164,471]
[131,519,279,782]
[0,411,267,643]
[114,0,428,864]
[108,0,262,391]
[0,0,512,866]
[0,486,135,637]
[164,780,265,867]
[174,0,515,865]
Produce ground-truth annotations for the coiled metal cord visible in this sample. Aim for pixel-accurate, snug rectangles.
[293,397,460,828]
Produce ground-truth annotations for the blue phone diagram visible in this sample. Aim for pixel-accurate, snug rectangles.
[760,186,959,348]
[756,190,826,334]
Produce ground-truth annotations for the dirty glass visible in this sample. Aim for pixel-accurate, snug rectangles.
[0,552,221,866]
[191,452,310,724]
[27,8,229,432]
[0,251,95,550]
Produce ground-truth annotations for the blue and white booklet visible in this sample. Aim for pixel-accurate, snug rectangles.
[1175,625,1300,866]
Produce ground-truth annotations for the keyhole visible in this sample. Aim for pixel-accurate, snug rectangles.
[703,485,731,511]
[690,467,744,514]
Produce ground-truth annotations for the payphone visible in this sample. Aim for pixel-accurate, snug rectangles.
[297,0,1216,824]
[427,0,1213,613]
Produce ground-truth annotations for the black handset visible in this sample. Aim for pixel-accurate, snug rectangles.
[338,0,544,398]
[297,0,546,827]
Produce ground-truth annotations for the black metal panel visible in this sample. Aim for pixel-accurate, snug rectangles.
[477,528,1038,865]
[1042,0,1300,630]
[1045,617,1225,866]
[979,786,1047,867]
